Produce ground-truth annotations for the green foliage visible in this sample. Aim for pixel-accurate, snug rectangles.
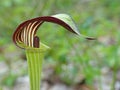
[2,74,17,87]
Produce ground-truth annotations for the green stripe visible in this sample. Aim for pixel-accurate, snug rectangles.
[26,48,45,90]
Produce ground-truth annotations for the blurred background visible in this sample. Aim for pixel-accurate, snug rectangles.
[0,0,120,90]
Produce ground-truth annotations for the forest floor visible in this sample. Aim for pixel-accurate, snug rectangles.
[1,59,120,90]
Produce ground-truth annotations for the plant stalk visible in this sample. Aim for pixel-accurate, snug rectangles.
[26,43,50,90]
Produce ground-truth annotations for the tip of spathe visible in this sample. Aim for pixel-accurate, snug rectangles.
[86,37,96,40]
[77,34,96,40]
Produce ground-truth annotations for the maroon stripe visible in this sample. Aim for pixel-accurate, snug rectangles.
[29,16,77,34]
[13,16,78,48]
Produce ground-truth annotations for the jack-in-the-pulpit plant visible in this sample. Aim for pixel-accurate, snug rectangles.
[13,14,94,90]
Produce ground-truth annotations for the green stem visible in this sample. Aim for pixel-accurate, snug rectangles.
[26,43,50,90]
[110,46,118,90]
[111,67,117,90]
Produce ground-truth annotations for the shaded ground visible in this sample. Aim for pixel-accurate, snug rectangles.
[0,59,120,90]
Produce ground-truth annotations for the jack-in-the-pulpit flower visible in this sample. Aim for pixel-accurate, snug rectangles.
[13,14,83,49]
[13,14,94,90]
